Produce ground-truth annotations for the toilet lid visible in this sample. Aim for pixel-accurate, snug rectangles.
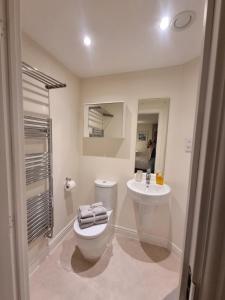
[74,210,112,239]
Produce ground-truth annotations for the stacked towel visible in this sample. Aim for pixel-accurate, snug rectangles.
[78,202,108,229]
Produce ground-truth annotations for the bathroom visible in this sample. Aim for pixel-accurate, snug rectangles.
[22,0,203,299]
[2,0,219,299]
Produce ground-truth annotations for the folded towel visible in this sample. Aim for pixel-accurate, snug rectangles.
[78,217,108,229]
[92,206,107,216]
[78,203,107,219]
[79,214,108,225]
[79,202,103,212]
[78,208,93,219]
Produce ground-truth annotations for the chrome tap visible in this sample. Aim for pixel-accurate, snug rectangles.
[146,169,151,186]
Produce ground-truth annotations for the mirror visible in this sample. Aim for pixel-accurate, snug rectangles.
[135,98,170,173]
[84,102,125,138]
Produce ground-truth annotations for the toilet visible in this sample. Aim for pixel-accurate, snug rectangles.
[74,179,117,261]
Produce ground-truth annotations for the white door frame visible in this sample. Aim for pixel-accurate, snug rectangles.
[0,0,29,299]
[180,0,225,299]
[2,0,225,299]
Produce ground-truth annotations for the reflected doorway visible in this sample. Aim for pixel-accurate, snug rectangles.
[135,113,158,173]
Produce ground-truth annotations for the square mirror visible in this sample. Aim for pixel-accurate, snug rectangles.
[84,102,125,138]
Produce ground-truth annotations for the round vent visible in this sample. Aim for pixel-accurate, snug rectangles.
[171,11,196,31]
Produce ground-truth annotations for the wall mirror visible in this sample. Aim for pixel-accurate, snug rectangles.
[135,98,170,173]
[84,102,125,138]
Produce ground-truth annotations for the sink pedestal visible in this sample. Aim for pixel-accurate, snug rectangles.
[132,201,170,248]
[127,179,171,249]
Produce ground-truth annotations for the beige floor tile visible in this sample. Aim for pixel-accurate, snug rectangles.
[30,232,180,300]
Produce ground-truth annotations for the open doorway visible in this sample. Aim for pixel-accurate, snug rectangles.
[2,0,215,299]
[19,0,204,299]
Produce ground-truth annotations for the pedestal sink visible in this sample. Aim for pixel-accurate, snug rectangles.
[127,178,171,248]
[127,178,171,205]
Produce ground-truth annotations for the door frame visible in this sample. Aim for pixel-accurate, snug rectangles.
[180,0,225,299]
[0,0,29,299]
[3,0,225,299]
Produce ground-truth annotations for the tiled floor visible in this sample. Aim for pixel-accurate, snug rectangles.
[30,231,180,300]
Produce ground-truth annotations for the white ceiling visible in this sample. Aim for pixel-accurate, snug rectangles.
[21,0,205,78]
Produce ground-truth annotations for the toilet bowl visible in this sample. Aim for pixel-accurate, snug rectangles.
[74,210,113,261]
[74,179,117,262]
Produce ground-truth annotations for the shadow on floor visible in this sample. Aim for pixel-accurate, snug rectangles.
[163,287,179,300]
[70,245,113,278]
[116,234,170,263]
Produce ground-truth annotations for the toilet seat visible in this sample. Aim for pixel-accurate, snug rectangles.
[74,210,112,240]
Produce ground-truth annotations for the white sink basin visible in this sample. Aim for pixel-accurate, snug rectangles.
[127,178,171,205]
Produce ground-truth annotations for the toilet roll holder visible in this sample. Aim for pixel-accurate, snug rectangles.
[65,177,72,188]
[64,177,76,191]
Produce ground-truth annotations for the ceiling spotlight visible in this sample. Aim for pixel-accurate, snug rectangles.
[83,35,91,47]
[160,17,170,30]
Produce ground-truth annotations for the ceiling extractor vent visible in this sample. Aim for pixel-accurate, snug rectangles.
[171,11,196,31]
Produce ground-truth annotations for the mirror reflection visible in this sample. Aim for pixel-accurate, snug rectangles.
[135,99,170,174]
[135,113,158,173]
[84,102,125,138]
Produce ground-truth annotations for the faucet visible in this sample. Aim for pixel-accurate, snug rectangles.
[146,169,151,186]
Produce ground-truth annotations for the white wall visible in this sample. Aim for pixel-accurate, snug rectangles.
[79,59,200,251]
[22,34,81,266]
[103,102,123,138]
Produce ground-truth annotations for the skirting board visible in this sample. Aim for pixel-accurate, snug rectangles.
[48,218,75,254]
[113,224,183,257]
[29,218,75,275]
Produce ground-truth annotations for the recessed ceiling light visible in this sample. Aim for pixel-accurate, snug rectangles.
[160,17,170,30]
[172,11,196,31]
[83,35,91,47]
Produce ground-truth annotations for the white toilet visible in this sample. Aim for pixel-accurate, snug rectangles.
[74,179,117,261]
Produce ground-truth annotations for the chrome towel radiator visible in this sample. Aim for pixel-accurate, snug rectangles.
[22,61,66,244]
[24,115,53,243]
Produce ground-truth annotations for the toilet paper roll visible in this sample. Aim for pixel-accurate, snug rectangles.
[64,179,76,192]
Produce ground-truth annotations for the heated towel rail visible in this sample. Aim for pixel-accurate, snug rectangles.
[22,61,66,244]
[24,114,53,244]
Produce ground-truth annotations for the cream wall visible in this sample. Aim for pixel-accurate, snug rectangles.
[103,102,124,138]
[22,34,81,266]
[79,59,200,251]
